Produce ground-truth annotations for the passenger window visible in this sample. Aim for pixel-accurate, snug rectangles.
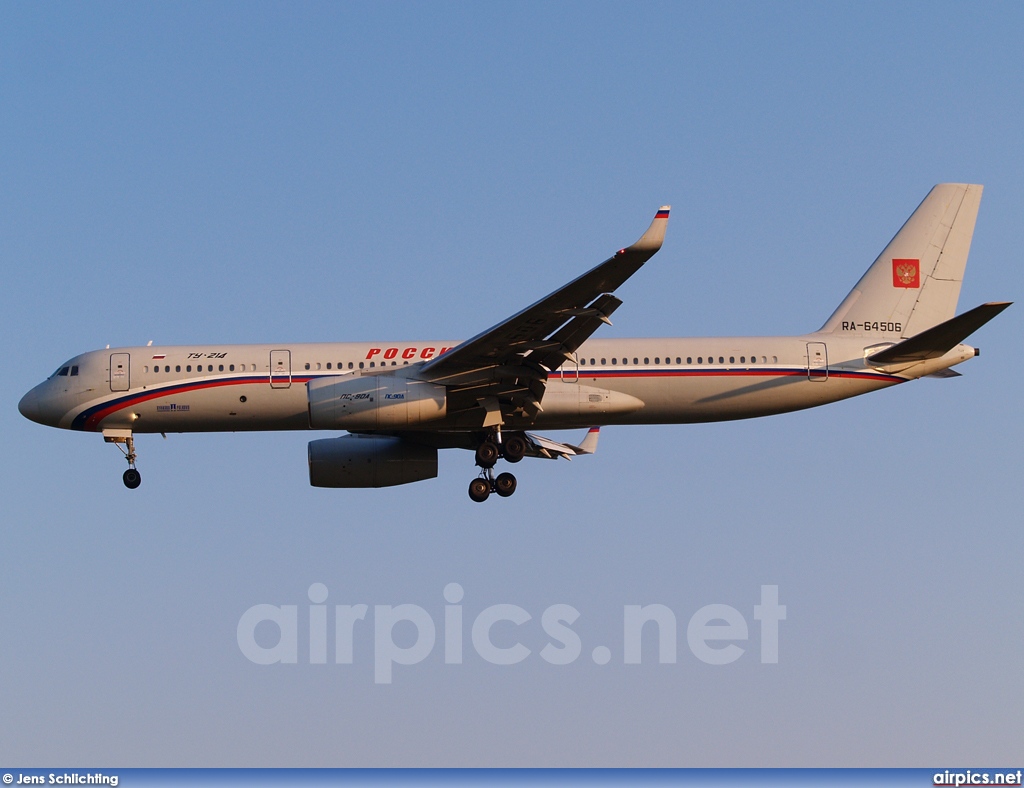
[219,364,224,372]
[144,366,150,373]
[654,357,660,365]
[369,362,375,368]
[729,357,735,364]
[632,358,638,365]
[611,358,617,365]
[207,365,213,372]
[687,357,692,364]
[186,365,192,372]
[176,365,181,372]
[326,363,332,370]
[740,357,745,363]
[676,357,681,364]
[229,364,235,371]
[718,357,724,364]
[773,356,778,363]
[359,362,364,369]
[600,358,606,365]
[348,362,354,369]
[590,358,595,365]
[304,363,310,370]
[697,357,703,364]
[644,358,649,365]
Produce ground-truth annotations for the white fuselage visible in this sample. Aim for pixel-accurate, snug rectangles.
[19,334,977,435]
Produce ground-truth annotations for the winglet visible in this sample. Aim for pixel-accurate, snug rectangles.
[621,206,670,254]
[577,427,600,455]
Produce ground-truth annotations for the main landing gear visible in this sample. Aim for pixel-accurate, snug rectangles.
[468,470,518,503]
[104,429,141,489]
[468,433,527,502]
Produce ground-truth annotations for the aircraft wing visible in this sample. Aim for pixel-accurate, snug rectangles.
[415,206,670,414]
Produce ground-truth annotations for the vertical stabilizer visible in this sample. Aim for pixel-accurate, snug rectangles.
[819,184,982,338]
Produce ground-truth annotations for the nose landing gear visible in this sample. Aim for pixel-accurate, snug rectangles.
[103,429,141,489]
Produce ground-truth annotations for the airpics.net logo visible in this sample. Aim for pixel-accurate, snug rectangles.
[236,583,786,684]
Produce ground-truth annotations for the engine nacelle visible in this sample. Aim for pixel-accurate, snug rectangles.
[308,435,438,488]
[307,374,447,429]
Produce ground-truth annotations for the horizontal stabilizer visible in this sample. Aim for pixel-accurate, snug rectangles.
[925,368,962,379]
[868,301,1011,364]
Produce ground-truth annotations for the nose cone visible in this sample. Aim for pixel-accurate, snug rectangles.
[18,387,44,424]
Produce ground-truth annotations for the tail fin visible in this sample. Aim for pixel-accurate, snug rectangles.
[819,184,983,338]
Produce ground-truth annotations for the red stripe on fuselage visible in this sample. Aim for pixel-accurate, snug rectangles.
[81,376,314,430]
[77,368,902,430]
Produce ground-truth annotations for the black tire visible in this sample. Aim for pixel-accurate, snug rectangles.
[468,478,491,503]
[503,435,527,463]
[494,472,517,497]
[475,441,500,469]
[123,468,142,489]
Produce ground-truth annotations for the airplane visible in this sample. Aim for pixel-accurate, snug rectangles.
[19,183,1010,501]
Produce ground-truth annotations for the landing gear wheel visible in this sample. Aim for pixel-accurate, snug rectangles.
[123,468,142,489]
[106,431,141,489]
[468,477,491,503]
[494,472,517,497]
[475,441,500,469]
[503,435,527,463]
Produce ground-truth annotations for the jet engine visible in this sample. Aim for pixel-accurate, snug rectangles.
[307,374,447,429]
[308,434,438,488]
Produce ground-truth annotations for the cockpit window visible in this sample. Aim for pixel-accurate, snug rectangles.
[56,367,69,377]
[70,365,79,376]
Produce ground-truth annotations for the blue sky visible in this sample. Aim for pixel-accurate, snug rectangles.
[2,1,1022,767]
